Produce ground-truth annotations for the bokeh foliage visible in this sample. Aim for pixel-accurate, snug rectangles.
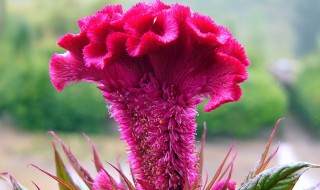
[293,50,320,135]
[1,0,319,138]
[0,0,116,133]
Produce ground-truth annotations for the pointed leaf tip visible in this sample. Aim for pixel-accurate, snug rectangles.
[83,133,104,172]
[52,141,78,190]
[108,162,136,190]
[50,131,94,187]
[197,122,207,187]
[32,181,41,190]
[206,143,235,190]
[0,172,27,190]
[30,164,80,190]
[116,154,127,189]
[245,118,284,182]
[239,162,319,190]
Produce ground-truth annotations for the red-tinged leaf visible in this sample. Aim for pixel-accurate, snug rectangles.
[217,151,237,182]
[83,133,104,172]
[256,118,283,173]
[100,167,119,190]
[137,179,154,190]
[221,161,234,190]
[202,171,209,190]
[49,131,93,188]
[0,173,7,182]
[238,162,320,190]
[246,118,284,182]
[53,141,79,190]
[32,181,41,190]
[206,143,235,190]
[129,165,137,187]
[30,164,80,190]
[108,162,136,190]
[116,154,127,189]
[259,143,280,173]
[0,173,27,190]
[197,123,207,187]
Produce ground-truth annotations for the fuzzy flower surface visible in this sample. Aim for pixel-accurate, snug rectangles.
[211,179,236,190]
[49,1,249,189]
[92,171,123,190]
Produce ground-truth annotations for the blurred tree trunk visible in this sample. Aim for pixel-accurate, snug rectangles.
[0,0,5,35]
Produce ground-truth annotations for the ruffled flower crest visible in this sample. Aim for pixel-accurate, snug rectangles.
[49,1,249,189]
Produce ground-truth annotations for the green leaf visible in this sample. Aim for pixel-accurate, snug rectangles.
[53,141,79,190]
[238,162,319,190]
[30,164,80,190]
[49,131,93,189]
[197,123,207,187]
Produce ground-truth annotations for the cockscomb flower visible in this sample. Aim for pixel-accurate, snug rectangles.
[49,1,249,189]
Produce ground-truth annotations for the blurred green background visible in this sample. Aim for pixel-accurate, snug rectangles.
[0,0,319,138]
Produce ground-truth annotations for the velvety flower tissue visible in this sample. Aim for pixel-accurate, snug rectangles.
[49,1,249,189]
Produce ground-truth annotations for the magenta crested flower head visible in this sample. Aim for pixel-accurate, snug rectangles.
[49,0,249,189]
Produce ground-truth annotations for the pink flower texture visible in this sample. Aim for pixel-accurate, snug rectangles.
[49,1,249,189]
[92,171,123,190]
[211,179,236,190]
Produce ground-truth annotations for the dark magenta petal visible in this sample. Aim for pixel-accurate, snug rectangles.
[83,17,109,68]
[50,53,102,91]
[57,33,89,57]
[83,41,107,68]
[98,56,153,92]
[203,52,248,112]
[187,13,231,46]
[123,0,170,20]
[98,4,123,19]
[147,34,248,112]
[103,32,128,65]
[217,38,250,66]
[78,4,123,32]
[81,5,125,68]
[78,16,92,32]
[83,14,115,68]
[125,11,178,56]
